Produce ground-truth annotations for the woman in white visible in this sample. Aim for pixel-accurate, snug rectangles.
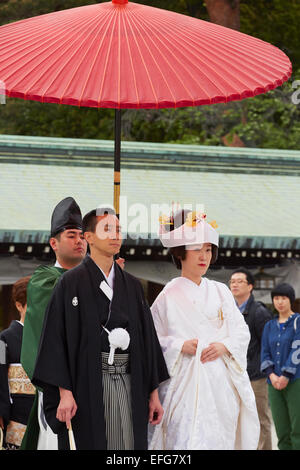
[148,210,260,450]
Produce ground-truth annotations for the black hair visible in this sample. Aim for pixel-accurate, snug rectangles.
[82,207,116,233]
[231,267,255,287]
[271,283,295,306]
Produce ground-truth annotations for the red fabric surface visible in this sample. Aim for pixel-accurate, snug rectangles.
[0,1,292,109]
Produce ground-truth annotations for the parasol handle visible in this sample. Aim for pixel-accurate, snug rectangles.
[68,422,77,451]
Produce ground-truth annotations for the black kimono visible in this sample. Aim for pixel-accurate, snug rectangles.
[0,321,35,448]
[32,255,169,450]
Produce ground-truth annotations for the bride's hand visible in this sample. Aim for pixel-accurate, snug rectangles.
[181,339,198,355]
[200,342,228,363]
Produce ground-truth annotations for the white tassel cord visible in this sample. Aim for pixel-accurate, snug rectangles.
[102,327,130,365]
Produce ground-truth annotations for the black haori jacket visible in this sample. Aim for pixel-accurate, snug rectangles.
[32,255,169,450]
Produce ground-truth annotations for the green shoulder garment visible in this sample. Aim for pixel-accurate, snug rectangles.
[20,265,66,450]
[21,265,66,380]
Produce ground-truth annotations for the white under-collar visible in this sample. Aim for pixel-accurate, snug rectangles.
[98,263,115,290]
[180,275,205,288]
[54,260,63,268]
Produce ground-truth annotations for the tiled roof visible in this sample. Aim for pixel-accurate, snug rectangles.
[1,134,299,248]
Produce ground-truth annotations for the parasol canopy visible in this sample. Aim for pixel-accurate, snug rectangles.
[0,0,292,215]
[0,0,292,109]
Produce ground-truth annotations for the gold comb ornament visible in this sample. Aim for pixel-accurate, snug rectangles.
[185,211,206,227]
[159,201,183,226]
[158,214,172,225]
[209,220,218,229]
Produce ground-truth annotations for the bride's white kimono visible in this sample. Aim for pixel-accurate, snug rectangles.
[148,276,260,450]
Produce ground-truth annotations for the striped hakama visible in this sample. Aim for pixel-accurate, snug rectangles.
[101,352,134,450]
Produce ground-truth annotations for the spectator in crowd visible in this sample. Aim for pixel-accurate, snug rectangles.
[0,276,35,449]
[230,267,273,450]
[261,283,300,450]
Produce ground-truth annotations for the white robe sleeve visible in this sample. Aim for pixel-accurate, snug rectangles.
[151,294,185,377]
[216,283,250,373]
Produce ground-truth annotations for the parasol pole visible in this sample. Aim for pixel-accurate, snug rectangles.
[114,109,121,219]
[113,0,126,217]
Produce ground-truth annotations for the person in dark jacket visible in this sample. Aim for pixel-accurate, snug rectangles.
[230,267,273,450]
[0,276,35,449]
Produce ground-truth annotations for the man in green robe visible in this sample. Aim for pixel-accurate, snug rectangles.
[20,197,87,449]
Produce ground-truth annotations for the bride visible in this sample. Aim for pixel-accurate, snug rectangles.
[148,209,259,450]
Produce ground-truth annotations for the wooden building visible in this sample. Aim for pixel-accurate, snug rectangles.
[1,134,300,328]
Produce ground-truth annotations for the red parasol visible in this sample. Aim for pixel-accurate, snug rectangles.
[0,0,292,213]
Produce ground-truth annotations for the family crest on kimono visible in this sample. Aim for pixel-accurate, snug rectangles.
[148,208,260,450]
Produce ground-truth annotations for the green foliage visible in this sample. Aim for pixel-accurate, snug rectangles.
[0,0,299,149]
[121,71,300,149]
[240,0,300,74]
[0,0,95,26]
[0,99,115,139]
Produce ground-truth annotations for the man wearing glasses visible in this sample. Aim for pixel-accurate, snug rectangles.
[229,268,273,450]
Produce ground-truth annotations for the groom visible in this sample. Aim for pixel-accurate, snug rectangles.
[32,207,169,450]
